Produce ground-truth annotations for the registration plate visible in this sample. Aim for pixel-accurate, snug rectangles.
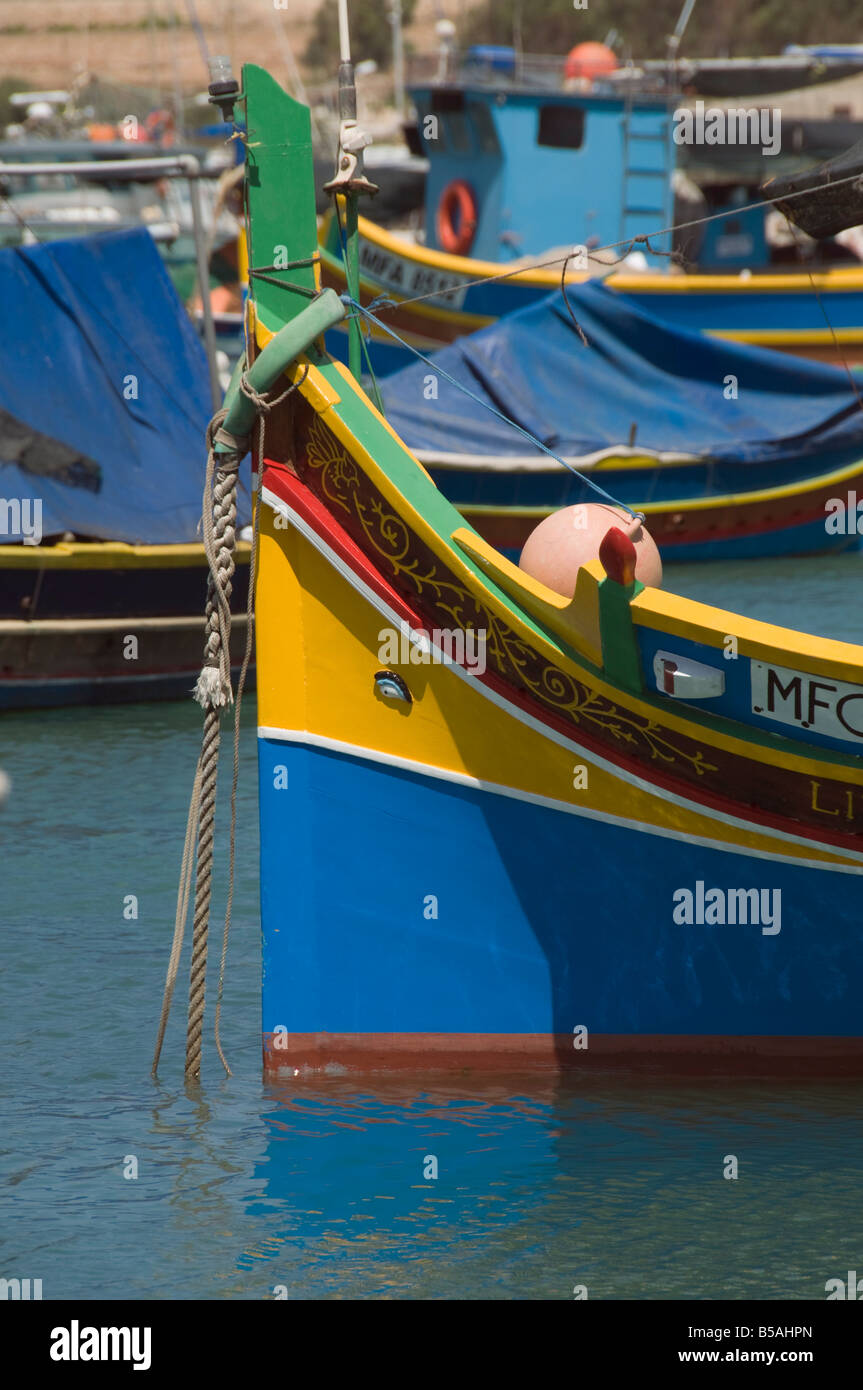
[358,244,469,309]
[751,659,863,744]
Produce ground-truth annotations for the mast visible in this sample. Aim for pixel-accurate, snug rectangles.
[323,0,378,382]
[666,0,697,87]
[390,0,405,118]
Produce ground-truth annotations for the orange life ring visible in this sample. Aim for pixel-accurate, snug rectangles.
[436,180,478,255]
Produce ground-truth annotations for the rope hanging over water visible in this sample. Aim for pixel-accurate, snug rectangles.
[152,405,247,1082]
[152,369,305,1083]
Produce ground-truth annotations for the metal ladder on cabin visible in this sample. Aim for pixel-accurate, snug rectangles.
[619,95,674,257]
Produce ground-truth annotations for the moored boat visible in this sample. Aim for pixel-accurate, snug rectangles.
[0,227,251,709]
[377,278,863,562]
[319,214,863,375]
[317,50,863,374]
[223,65,863,1075]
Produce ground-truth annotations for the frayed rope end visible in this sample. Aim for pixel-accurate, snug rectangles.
[193,666,234,710]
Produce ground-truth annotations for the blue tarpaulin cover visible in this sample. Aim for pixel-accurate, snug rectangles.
[380,278,863,466]
[0,227,244,543]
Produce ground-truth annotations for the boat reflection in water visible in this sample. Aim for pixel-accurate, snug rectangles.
[234,1075,863,1299]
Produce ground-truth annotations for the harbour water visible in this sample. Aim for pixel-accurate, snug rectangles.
[2,554,862,1301]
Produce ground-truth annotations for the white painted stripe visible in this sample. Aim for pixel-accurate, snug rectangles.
[257,725,863,876]
[418,447,696,472]
[260,485,863,870]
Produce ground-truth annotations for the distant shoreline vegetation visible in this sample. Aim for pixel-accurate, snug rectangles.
[0,20,185,36]
[462,0,863,62]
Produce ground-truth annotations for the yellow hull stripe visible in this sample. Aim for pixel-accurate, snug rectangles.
[457,456,863,516]
[330,213,863,296]
[253,330,863,776]
[0,541,252,570]
[256,502,861,870]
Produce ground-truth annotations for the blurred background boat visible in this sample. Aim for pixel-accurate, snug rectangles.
[320,27,863,375]
[379,279,863,561]
[0,227,251,709]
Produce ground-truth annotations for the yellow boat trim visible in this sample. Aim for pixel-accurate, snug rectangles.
[632,589,863,688]
[261,349,863,780]
[0,541,252,570]
[331,213,863,296]
[712,327,863,346]
[257,505,861,869]
[319,246,492,333]
[457,456,863,518]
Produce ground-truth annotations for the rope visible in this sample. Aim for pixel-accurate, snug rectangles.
[341,294,643,520]
[787,224,863,411]
[333,197,387,415]
[560,249,590,348]
[151,760,202,1077]
[151,401,246,1082]
[183,408,246,1081]
[153,361,309,1083]
[212,364,308,1075]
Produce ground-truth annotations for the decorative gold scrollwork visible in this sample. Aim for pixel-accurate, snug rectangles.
[303,415,717,777]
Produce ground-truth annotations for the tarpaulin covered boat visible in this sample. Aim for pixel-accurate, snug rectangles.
[378,281,863,560]
[0,228,251,707]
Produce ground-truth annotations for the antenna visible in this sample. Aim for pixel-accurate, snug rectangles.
[338,0,352,65]
[667,0,696,61]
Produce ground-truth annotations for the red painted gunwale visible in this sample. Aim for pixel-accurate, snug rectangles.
[261,458,863,859]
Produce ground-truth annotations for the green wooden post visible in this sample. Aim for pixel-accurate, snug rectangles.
[598,576,645,691]
[344,186,362,382]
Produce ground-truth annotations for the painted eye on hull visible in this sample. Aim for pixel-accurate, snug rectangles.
[374,670,412,704]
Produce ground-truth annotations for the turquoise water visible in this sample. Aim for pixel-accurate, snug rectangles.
[2,555,862,1300]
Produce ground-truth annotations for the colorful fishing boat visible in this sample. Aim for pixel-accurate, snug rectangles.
[0,228,250,708]
[213,64,863,1076]
[320,214,863,376]
[317,58,863,375]
[378,278,863,563]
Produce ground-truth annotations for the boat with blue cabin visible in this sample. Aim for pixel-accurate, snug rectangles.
[319,45,863,375]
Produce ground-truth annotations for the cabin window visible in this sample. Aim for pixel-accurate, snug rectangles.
[444,109,472,154]
[537,105,585,150]
[431,90,466,114]
[468,102,500,156]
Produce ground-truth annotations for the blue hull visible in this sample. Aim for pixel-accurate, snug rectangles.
[259,738,863,1044]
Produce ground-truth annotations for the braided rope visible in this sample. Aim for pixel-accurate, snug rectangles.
[154,363,308,1083]
[152,406,247,1082]
[212,365,307,1077]
[184,704,221,1079]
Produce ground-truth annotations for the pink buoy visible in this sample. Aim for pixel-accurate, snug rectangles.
[518,503,662,597]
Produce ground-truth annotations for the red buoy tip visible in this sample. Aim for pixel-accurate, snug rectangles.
[599,526,638,586]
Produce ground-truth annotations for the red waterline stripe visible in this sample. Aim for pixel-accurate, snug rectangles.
[263,1031,863,1077]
